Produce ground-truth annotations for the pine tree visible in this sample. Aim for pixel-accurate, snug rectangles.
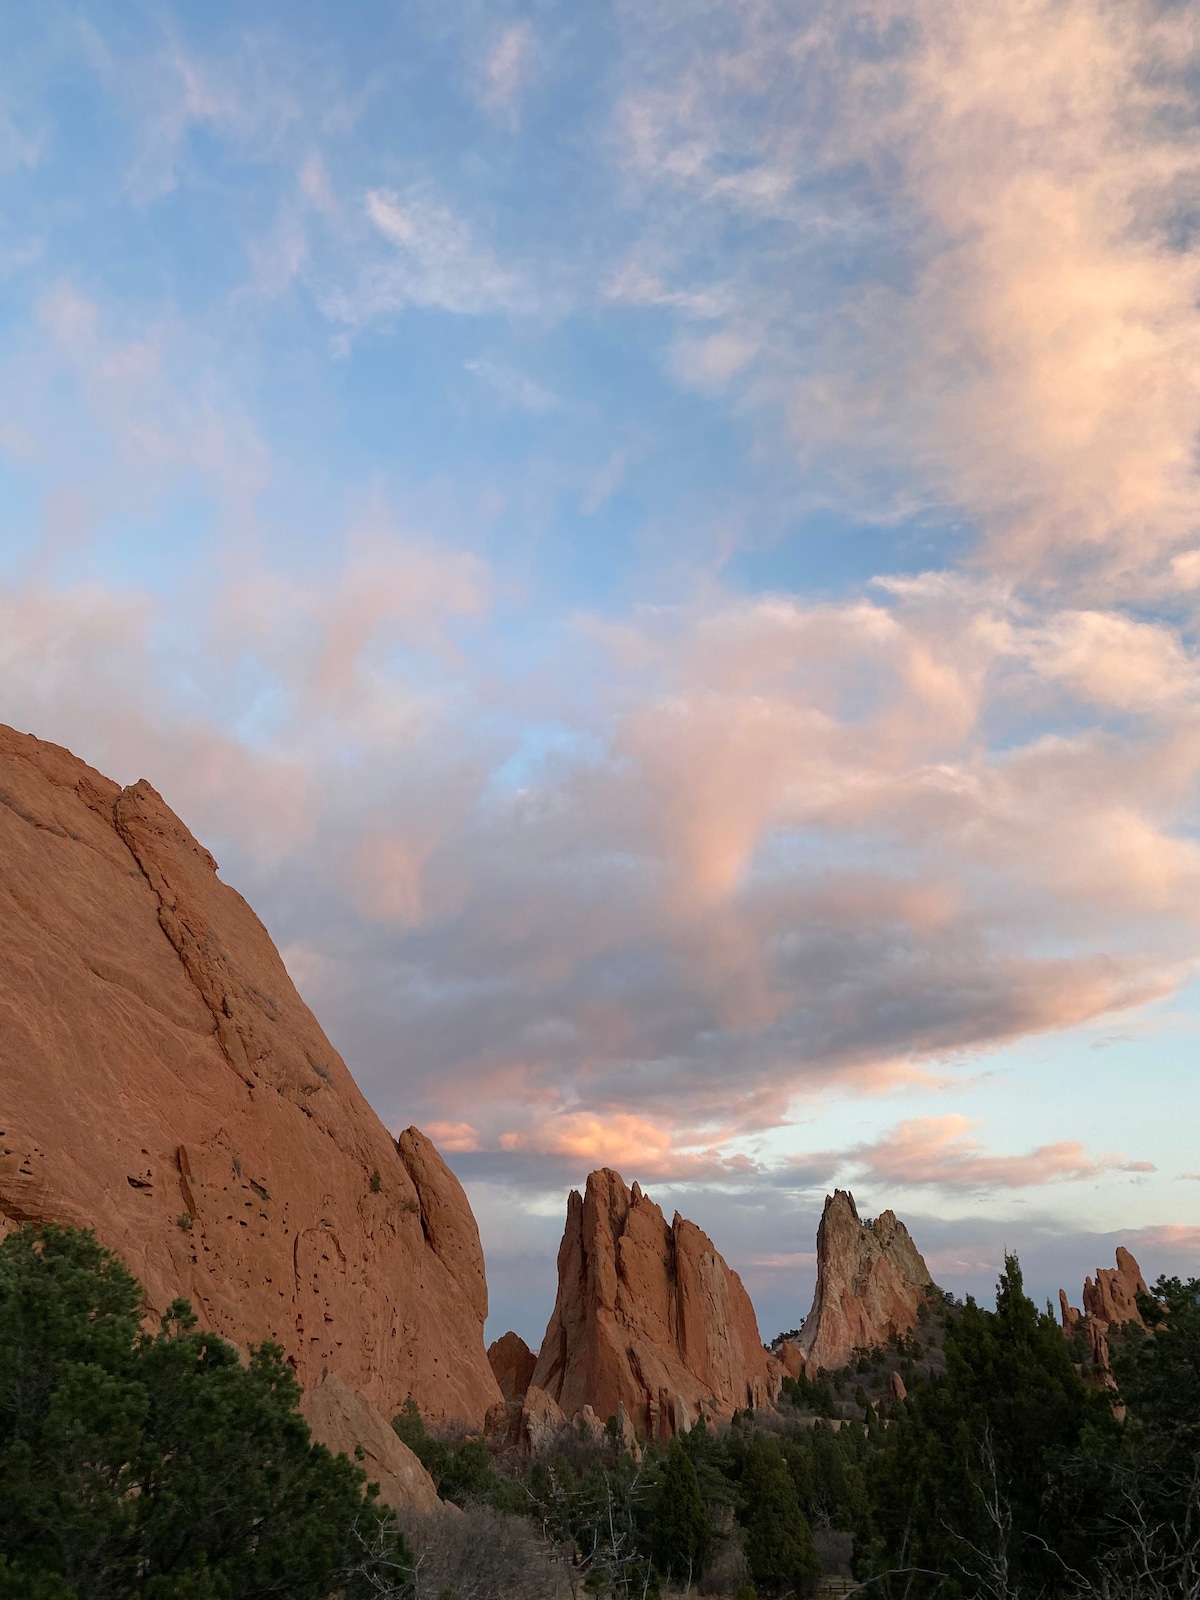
[650,1438,712,1583]
[739,1437,821,1597]
[864,1254,1117,1598]
[0,1224,414,1599]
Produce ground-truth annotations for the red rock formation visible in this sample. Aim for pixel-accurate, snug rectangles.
[0,725,503,1451]
[1084,1247,1149,1328]
[798,1191,934,1372]
[1059,1247,1152,1399]
[529,1168,779,1439]
[775,1338,807,1380]
[301,1373,440,1513]
[488,1331,537,1401]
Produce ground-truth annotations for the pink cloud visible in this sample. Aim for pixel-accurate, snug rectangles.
[853,1115,1156,1193]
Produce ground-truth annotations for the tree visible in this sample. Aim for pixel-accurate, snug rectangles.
[1070,1275,1200,1599]
[864,1255,1116,1598]
[649,1438,712,1584]
[739,1437,821,1598]
[0,1224,414,1599]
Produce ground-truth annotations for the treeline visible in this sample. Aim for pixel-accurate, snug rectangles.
[1,1225,1196,1599]
[396,1258,1200,1599]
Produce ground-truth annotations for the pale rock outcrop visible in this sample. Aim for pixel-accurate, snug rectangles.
[798,1191,934,1373]
[488,1331,537,1401]
[0,725,503,1435]
[889,1369,907,1403]
[530,1168,780,1439]
[301,1372,440,1513]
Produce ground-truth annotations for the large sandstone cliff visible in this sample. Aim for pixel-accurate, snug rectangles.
[0,725,502,1439]
[798,1190,934,1372]
[529,1168,779,1439]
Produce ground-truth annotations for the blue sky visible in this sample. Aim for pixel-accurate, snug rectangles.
[1,0,1198,1344]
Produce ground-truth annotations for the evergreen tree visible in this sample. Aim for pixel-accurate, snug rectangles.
[649,1438,712,1582]
[0,1225,413,1599]
[739,1437,821,1598]
[864,1255,1116,1598]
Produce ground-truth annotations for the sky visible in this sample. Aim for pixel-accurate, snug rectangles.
[1,0,1198,1347]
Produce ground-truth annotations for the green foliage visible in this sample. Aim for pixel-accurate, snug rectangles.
[863,1254,1116,1598]
[1093,1275,1200,1592]
[526,1450,656,1597]
[1116,1274,1200,1449]
[391,1401,501,1508]
[0,1224,413,1600]
[649,1439,712,1581]
[780,1370,838,1417]
[369,1170,382,1193]
[738,1437,821,1598]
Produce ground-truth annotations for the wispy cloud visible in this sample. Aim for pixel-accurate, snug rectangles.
[465,358,560,412]
[612,0,1200,590]
[852,1115,1156,1193]
[474,21,538,123]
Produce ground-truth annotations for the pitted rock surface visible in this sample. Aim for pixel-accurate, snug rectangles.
[798,1190,934,1372]
[530,1168,780,1439]
[0,724,502,1441]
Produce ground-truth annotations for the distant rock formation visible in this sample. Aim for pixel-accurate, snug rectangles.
[488,1331,537,1401]
[798,1191,934,1372]
[1059,1246,1152,1386]
[775,1338,807,1380]
[529,1168,780,1440]
[0,725,503,1466]
[485,1383,568,1460]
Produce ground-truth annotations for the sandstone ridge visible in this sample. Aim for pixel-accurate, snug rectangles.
[0,725,503,1479]
[798,1190,934,1373]
[529,1167,780,1440]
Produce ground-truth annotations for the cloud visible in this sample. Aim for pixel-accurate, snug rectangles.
[475,22,538,122]
[611,0,1200,591]
[465,358,561,412]
[76,24,305,205]
[852,1115,1155,1193]
[1,1,1197,1272]
[308,187,537,326]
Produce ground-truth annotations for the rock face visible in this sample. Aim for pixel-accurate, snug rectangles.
[0,725,503,1444]
[485,1383,569,1460]
[798,1191,934,1372]
[1083,1247,1150,1329]
[775,1338,806,1380]
[488,1331,537,1402]
[1059,1247,1152,1384]
[529,1168,779,1439]
[300,1373,440,1514]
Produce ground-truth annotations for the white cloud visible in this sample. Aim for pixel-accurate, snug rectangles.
[476,22,538,121]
